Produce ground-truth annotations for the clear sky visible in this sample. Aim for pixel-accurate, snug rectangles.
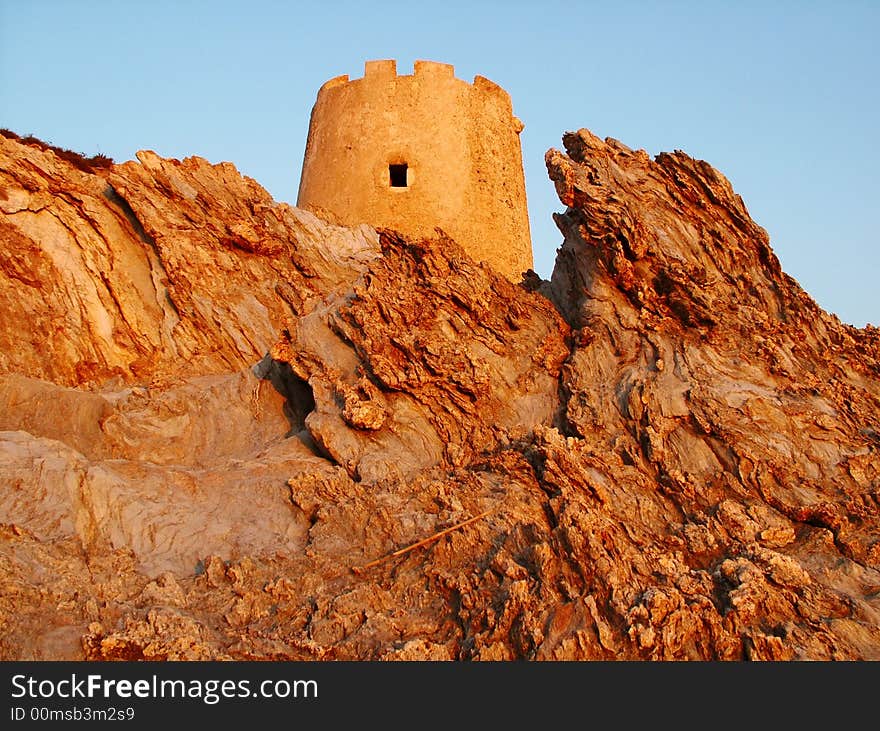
[1,0,877,326]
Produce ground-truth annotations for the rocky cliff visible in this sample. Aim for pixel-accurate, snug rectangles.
[0,129,878,660]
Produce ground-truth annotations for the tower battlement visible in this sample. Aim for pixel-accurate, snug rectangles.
[298,59,533,280]
[318,60,518,120]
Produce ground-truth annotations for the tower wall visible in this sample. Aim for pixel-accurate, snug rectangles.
[296,60,533,281]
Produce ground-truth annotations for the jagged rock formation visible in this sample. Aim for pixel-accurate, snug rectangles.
[0,134,379,386]
[0,129,878,661]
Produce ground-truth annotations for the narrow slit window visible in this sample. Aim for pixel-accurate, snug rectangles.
[389,163,408,188]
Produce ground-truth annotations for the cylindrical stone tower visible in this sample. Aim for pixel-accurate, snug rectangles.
[296,59,533,281]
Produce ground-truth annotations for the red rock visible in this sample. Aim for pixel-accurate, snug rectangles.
[0,128,878,661]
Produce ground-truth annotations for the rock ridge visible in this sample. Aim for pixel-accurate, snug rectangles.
[0,129,878,660]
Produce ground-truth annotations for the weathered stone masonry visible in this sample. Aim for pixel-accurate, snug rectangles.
[297,59,534,281]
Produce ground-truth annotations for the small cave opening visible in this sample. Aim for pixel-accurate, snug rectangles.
[389,163,408,188]
[253,355,316,437]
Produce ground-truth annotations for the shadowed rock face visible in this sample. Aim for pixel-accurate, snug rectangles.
[0,130,878,661]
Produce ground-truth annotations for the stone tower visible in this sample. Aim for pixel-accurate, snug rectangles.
[296,59,533,281]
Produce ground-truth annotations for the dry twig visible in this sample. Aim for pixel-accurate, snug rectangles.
[351,509,492,575]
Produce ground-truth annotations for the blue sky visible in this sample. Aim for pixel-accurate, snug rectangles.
[1,0,877,326]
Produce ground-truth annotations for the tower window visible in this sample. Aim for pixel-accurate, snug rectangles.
[389,163,408,188]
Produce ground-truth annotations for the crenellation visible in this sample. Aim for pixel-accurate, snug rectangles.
[317,61,519,104]
[473,75,504,95]
[364,59,397,78]
[319,74,349,92]
[473,75,513,113]
[318,61,516,96]
[414,60,455,78]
